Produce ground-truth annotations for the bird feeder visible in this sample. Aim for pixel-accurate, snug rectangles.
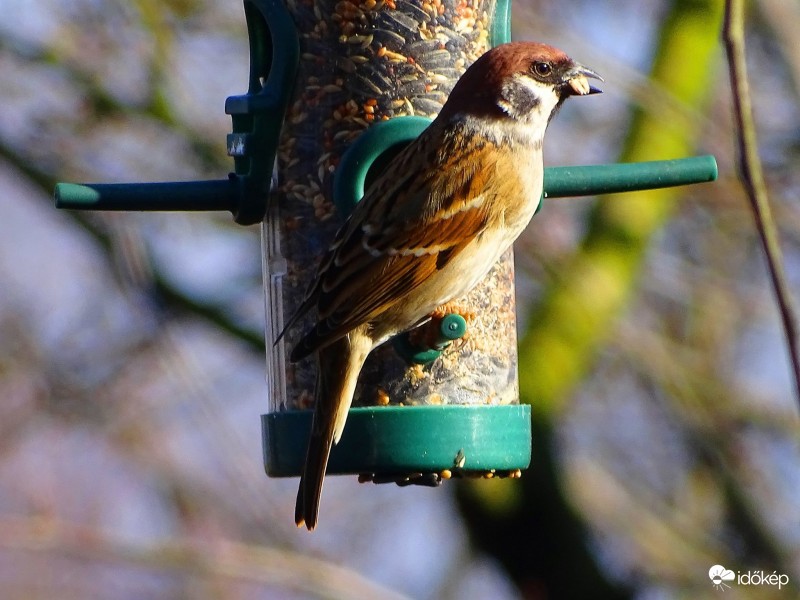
[54,0,717,489]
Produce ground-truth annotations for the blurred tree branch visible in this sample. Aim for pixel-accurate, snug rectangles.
[0,32,229,173]
[0,516,411,600]
[723,0,800,407]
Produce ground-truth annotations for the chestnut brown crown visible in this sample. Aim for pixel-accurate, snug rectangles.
[437,41,602,124]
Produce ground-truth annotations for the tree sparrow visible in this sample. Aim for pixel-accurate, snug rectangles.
[282,41,601,530]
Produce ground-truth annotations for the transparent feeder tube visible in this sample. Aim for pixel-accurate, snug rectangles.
[263,207,289,413]
[263,0,518,413]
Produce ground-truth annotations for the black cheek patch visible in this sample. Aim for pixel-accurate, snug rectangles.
[504,79,541,114]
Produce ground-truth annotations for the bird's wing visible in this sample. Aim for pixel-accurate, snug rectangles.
[290,128,499,360]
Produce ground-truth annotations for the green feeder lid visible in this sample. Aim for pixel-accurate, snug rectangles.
[263,405,532,479]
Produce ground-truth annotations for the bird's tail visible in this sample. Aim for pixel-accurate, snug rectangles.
[296,334,371,530]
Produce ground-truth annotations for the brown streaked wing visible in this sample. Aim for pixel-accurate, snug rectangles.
[291,129,500,359]
[293,206,486,359]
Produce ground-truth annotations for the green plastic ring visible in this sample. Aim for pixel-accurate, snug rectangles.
[263,404,532,477]
[333,116,432,217]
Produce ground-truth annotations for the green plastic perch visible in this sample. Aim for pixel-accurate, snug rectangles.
[51,0,301,226]
[331,116,717,217]
[55,156,718,217]
[543,155,718,198]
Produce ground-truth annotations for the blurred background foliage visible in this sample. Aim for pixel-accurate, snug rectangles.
[0,0,798,598]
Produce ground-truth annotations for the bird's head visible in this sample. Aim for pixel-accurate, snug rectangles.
[438,42,602,145]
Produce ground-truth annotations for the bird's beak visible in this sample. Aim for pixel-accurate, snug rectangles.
[564,63,603,96]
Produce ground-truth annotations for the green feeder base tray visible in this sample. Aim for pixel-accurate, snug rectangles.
[263,404,531,481]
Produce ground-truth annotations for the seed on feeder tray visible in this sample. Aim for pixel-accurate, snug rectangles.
[407,363,426,384]
[454,449,466,469]
[376,387,390,405]
[413,473,443,487]
[427,393,442,404]
[440,469,452,479]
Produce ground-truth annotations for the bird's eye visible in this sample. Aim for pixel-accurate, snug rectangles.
[532,61,552,77]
